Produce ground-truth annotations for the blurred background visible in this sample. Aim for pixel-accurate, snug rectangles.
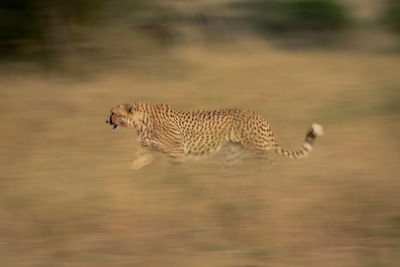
[0,0,399,266]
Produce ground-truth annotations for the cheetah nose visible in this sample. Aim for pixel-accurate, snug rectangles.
[106,113,113,125]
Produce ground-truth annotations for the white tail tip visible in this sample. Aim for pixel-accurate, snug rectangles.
[312,123,324,137]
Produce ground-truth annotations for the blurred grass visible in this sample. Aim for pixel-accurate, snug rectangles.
[0,39,399,266]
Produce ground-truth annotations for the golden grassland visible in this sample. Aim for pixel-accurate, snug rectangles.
[0,39,400,266]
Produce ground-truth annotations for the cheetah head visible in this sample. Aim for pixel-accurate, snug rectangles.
[106,104,144,130]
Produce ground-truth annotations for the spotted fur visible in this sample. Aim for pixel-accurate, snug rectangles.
[106,102,323,169]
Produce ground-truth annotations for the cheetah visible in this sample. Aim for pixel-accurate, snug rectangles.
[106,102,323,169]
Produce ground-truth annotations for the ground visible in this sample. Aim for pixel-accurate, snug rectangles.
[0,39,399,266]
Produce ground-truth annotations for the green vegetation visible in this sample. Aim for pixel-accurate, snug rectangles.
[383,0,400,34]
[391,215,400,238]
[0,0,171,62]
[0,0,46,60]
[231,0,350,35]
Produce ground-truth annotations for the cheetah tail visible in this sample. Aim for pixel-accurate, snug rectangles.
[274,123,323,159]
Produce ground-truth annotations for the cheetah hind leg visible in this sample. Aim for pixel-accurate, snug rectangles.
[221,142,244,166]
[255,150,277,163]
[131,147,154,170]
[168,153,188,165]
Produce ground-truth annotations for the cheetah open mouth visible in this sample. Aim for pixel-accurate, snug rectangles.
[105,120,119,131]
[106,115,133,131]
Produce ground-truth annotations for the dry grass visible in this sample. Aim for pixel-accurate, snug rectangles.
[0,38,400,266]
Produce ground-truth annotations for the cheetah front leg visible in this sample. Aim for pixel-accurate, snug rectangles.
[131,146,154,170]
[222,142,244,166]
